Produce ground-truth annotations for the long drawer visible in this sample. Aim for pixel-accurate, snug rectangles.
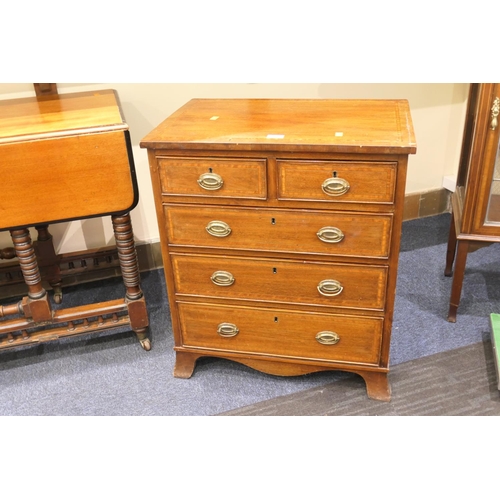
[164,205,393,258]
[177,302,383,365]
[171,254,387,310]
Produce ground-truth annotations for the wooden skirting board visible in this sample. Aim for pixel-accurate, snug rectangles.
[403,187,451,221]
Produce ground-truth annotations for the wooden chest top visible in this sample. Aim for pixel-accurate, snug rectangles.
[140,98,417,155]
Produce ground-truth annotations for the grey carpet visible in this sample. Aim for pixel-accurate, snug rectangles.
[1,212,500,415]
[219,340,499,415]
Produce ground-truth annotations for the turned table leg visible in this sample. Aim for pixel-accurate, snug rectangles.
[111,213,150,350]
[34,224,63,304]
[9,228,52,322]
[0,245,16,260]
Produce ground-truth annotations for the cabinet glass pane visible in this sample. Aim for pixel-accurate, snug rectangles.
[486,139,500,224]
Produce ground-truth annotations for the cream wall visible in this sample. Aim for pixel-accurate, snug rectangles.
[0,83,469,254]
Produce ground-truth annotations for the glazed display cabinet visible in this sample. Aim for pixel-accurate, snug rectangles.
[445,83,500,321]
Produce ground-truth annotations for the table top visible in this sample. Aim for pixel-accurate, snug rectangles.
[0,90,136,230]
[0,89,127,145]
[140,98,417,155]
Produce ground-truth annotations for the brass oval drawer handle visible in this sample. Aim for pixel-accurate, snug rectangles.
[210,270,235,287]
[197,172,224,191]
[217,322,239,338]
[206,220,232,237]
[321,177,350,196]
[315,331,340,345]
[316,226,345,244]
[317,279,343,297]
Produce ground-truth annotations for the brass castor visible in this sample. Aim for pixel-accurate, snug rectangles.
[140,338,151,351]
[53,290,63,304]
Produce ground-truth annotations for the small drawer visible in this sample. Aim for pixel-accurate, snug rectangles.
[164,205,393,258]
[158,156,267,200]
[277,160,397,204]
[178,302,383,365]
[171,254,387,311]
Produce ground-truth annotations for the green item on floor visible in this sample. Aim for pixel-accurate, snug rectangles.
[490,313,500,391]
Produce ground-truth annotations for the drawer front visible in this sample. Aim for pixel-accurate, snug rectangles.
[158,156,267,200]
[277,160,397,204]
[165,205,392,258]
[171,254,387,310]
[178,303,383,365]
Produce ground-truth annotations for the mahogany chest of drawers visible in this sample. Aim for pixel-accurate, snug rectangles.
[140,98,416,401]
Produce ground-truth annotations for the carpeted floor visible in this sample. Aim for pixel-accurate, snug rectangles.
[1,212,500,415]
[219,340,499,415]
